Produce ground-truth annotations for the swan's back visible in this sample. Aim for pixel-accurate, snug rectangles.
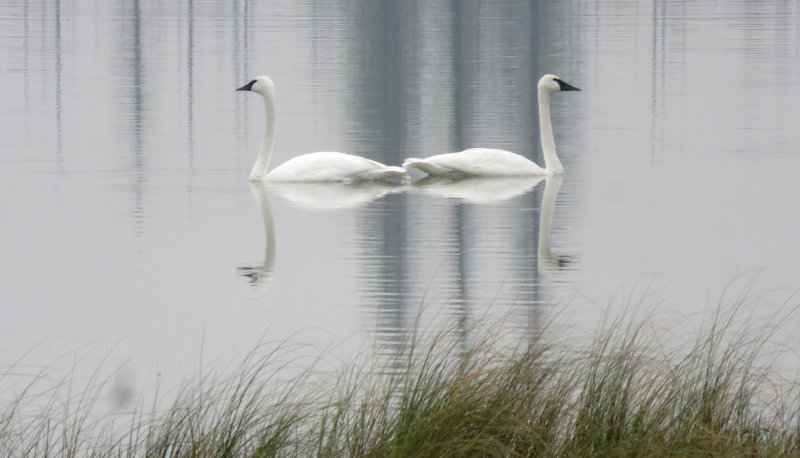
[404,148,545,177]
[267,152,408,182]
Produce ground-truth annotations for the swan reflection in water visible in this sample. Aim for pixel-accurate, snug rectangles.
[535,175,575,276]
[237,181,405,289]
[237,182,276,289]
[409,175,573,276]
[409,175,544,203]
[266,181,405,210]
[237,177,572,292]
[369,175,574,375]
[410,176,576,303]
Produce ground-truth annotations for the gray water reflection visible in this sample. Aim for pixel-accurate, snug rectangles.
[331,1,577,166]
[235,175,565,373]
[348,177,567,372]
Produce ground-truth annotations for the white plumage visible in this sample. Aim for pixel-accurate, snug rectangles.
[404,74,580,178]
[238,76,408,182]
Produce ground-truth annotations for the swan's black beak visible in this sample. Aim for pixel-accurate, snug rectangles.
[236,79,257,91]
[555,79,581,91]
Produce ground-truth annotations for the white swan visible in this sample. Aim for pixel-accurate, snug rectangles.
[403,74,580,177]
[237,76,409,182]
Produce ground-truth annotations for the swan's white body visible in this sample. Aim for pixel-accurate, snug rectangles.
[238,76,408,182]
[403,74,579,177]
[404,148,546,177]
[266,152,406,182]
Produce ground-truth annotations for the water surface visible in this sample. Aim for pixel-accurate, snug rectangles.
[2,0,800,413]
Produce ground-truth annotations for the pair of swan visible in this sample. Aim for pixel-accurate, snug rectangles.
[237,74,580,182]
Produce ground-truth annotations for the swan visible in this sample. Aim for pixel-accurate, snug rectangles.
[403,74,580,177]
[237,76,409,182]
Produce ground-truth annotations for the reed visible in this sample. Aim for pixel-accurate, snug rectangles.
[2,294,799,457]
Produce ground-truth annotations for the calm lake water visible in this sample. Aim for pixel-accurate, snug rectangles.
[2,0,800,414]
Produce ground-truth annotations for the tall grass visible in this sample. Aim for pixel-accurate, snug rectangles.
[2,295,800,457]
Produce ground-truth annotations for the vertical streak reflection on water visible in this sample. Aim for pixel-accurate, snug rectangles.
[131,0,145,247]
[187,0,195,173]
[327,1,581,373]
[54,0,63,165]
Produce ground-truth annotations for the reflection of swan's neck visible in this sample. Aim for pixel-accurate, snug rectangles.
[250,92,276,181]
[538,88,563,175]
[239,182,276,289]
[538,175,563,274]
[255,185,276,272]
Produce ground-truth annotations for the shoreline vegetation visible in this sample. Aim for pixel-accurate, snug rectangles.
[3,292,800,456]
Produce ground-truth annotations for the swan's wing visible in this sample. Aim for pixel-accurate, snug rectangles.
[404,148,545,177]
[267,152,408,182]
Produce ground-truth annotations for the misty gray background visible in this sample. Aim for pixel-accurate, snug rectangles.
[2,0,800,413]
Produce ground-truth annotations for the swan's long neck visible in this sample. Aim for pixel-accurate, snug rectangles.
[538,88,563,175]
[250,92,276,181]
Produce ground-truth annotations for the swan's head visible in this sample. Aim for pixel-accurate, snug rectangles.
[538,74,581,94]
[236,75,275,97]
